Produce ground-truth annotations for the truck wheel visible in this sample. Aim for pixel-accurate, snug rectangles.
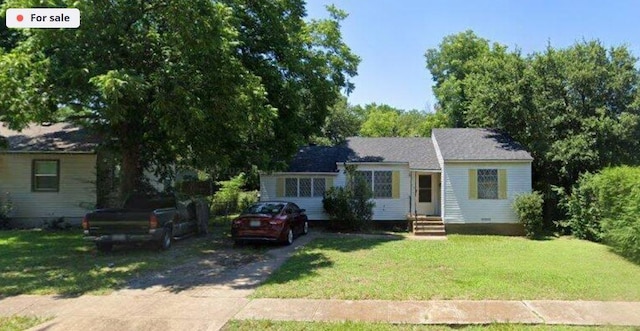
[159,228,172,250]
[96,242,113,253]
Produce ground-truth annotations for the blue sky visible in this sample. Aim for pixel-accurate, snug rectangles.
[306,0,640,112]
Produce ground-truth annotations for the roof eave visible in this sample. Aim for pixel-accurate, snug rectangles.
[261,171,340,176]
[341,161,410,166]
[0,150,96,154]
[443,158,533,163]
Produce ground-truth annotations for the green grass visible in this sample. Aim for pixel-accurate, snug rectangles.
[0,316,49,331]
[0,217,257,296]
[254,235,640,300]
[223,320,635,331]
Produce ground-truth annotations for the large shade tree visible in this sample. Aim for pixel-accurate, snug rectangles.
[0,0,359,199]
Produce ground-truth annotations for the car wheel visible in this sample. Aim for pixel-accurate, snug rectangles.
[285,228,294,245]
[159,228,172,250]
[96,242,112,253]
[302,221,309,235]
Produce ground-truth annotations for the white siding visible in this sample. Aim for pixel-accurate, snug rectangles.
[0,153,97,223]
[442,161,531,224]
[336,164,411,221]
[260,174,334,220]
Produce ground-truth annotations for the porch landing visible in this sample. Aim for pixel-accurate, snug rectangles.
[407,215,446,237]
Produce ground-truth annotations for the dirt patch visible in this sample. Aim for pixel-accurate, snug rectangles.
[123,235,268,293]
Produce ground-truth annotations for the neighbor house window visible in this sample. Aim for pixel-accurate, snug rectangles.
[299,178,312,197]
[285,178,298,197]
[477,169,498,199]
[32,160,60,192]
[283,178,327,198]
[355,170,393,198]
[313,178,326,197]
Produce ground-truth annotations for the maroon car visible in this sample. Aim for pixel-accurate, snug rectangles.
[231,201,309,245]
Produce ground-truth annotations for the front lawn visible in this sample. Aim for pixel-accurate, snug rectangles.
[223,320,635,331]
[254,235,640,300]
[0,218,261,296]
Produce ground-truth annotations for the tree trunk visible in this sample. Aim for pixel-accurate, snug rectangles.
[119,143,143,204]
[195,198,210,235]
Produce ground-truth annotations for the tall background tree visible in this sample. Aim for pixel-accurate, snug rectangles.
[0,0,359,200]
[425,30,640,221]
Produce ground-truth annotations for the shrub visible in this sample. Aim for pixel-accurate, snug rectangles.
[237,190,259,212]
[563,166,640,262]
[512,191,544,238]
[596,167,640,262]
[560,172,604,241]
[323,165,375,231]
[602,199,640,263]
[0,193,13,229]
[210,173,245,215]
[43,217,72,231]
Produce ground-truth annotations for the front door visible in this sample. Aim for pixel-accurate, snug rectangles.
[416,174,434,215]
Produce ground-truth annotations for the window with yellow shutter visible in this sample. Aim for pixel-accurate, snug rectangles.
[474,169,507,200]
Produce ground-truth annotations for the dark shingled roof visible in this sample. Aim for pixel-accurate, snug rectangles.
[0,122,98,152]
[287,145,350,172]
[287,137,441,172]
[432,128,533,161]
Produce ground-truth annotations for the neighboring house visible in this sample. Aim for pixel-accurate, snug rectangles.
[0,122,99,227]
[260,128,533,234]
[0,122,174,227]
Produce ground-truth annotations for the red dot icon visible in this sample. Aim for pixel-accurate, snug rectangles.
[16,14,24,22]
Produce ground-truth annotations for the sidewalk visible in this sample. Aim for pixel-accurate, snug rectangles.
[235,298,640,326]
[2,295,639,330]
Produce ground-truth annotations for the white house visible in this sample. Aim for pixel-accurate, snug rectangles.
[0,122,98,227]
[260,128,533,235]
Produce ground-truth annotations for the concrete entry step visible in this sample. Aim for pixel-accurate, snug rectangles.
[408,215,446,237]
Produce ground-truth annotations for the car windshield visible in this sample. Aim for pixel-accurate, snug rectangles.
[243,203,284,215]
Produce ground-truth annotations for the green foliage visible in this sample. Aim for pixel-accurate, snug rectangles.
[512,192,544,238]
[211,173,246,215]
[0,192,12,229]
[425,30,491,127]
[359,106,400,137]
[323,165,375,231]
[559,173,604,241]
[563,166,640,262]
[237,190,259,212]
[43,217,72,231]
[0,316,49,331]
[312,97,363,145]
[420,110,451,136]
[358,103,448,138]
[604,199,640,264]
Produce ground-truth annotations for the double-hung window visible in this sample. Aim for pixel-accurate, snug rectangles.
[32,160,60,192]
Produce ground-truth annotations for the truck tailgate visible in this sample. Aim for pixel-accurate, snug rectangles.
[86,209,151,235]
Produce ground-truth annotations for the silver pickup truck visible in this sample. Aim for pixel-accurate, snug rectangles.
[82,194,198,252]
